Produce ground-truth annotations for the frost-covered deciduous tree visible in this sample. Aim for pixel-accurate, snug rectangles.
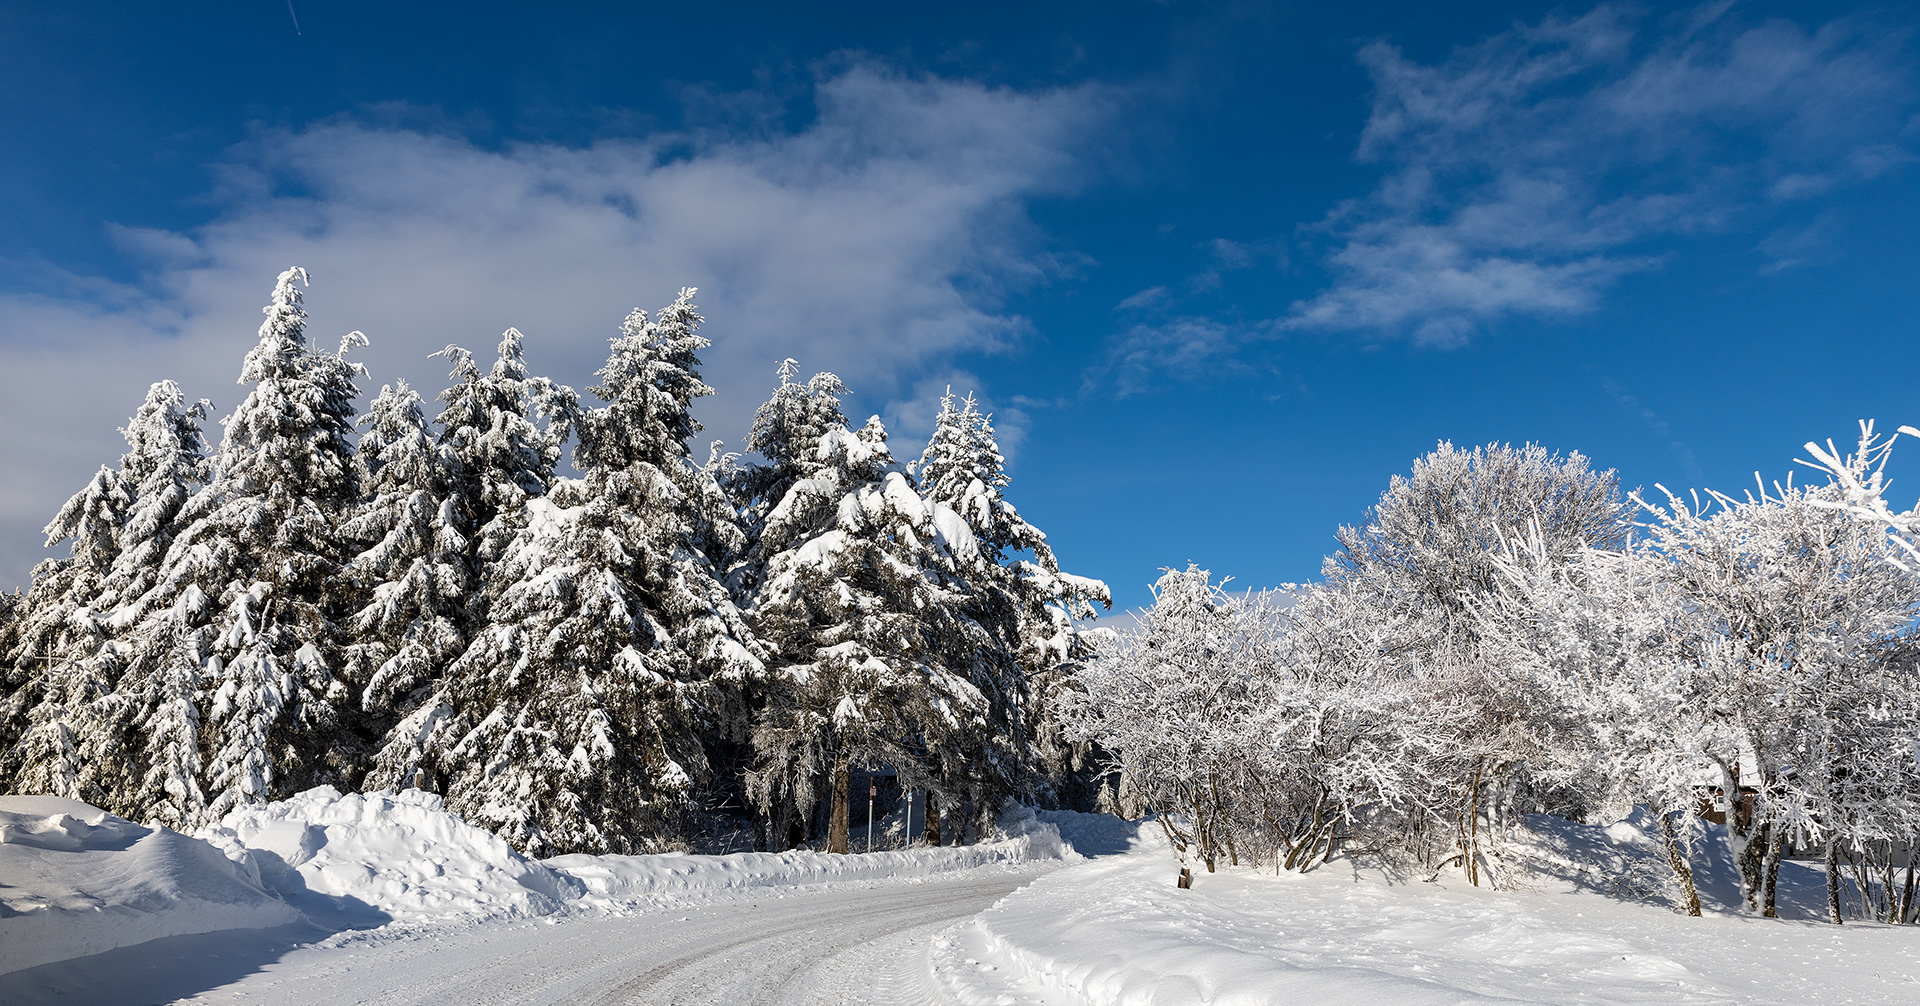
[1062,565,1278,872]
[1482,452,1920,919]
[1634,477,1920,916]
[1326,441,1632,879]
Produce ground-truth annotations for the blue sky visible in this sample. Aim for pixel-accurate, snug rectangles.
[3,1,1918,611]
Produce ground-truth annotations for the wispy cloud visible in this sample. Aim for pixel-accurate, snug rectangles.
[1600,376,1706,484]
[0,66,1116,587]
[1289,3,1914,342]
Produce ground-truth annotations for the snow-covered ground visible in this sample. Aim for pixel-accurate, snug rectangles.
[941,812,1920,1005]
[6,791,1918,1005]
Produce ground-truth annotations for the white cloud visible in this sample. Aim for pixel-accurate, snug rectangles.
[0,66,1115,588]
[1290,3,1915,340]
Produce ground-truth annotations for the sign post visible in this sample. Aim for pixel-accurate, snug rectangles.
[867,779,877,853]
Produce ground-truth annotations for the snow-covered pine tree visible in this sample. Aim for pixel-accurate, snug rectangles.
[97,382,216,615]
[405,292,759,855]
[738,369,1011,850]
[339,381,466,722]
[432,328,576,567]
[0,466,131,799]
[359,330,574,794]
[912,388,1110,810]
[116,267,369,823]
[0,380,212,808]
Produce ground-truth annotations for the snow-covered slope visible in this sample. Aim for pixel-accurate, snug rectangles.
[0,796,300,974]
[938,813,1920,1005]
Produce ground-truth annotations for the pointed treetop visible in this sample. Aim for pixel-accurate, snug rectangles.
[579,289,715,472]
[117,380,211,489]
[238,267,311,386]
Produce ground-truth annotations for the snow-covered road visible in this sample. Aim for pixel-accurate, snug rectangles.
[0,868,1052,1006]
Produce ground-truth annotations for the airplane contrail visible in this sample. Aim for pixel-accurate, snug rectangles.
[287,0,302,35]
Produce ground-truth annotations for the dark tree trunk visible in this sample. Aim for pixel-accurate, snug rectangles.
[1762,825,1783,918]
[1660,811,1703,917]
[1826,838,1844,925]
[924,793,942,848]
[829,759,850,854]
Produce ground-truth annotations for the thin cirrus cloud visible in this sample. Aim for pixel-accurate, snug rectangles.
[0,66,1116,588]
[1107,2,1915,385]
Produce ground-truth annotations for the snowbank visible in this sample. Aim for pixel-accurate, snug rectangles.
[549,801,1081,907]
[3,787,1088,978]
[0,796,299,974]
[201,786,584,925]
[939,813,1920,1005]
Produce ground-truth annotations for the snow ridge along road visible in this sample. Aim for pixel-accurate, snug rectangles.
[0,867,1053,1006]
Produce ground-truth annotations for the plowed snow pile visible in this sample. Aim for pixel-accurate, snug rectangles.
[201,786,585,926]
[0,796,299,974]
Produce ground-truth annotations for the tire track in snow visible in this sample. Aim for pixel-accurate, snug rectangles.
[580,874,1035,1005]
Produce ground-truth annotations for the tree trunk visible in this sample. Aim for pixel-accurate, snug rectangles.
[1660,811,1703,918]
[1826,837,1844,925]
[1898,842,1917,924]
[924,793,942,848]
[1761,825,1782,919]
[829,759,850,855]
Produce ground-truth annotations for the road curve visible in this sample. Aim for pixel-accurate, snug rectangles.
[153,868,1051,1006]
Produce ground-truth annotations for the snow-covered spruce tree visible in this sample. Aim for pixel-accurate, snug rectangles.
[737,368,1010,851]
[118,267,368,824]
[0,463,129,800]
[0,380,212,811]
[404,292,759,856]
[358,329,575,793]
[913,388,1109,812]
[339,381,466,731]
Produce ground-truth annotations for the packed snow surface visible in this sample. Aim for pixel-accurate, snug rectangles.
[0,795,299,974]
[0,786,1086,985]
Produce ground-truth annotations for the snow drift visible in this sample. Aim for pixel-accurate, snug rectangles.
[200,786,586,926]
[0,795,300,974]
